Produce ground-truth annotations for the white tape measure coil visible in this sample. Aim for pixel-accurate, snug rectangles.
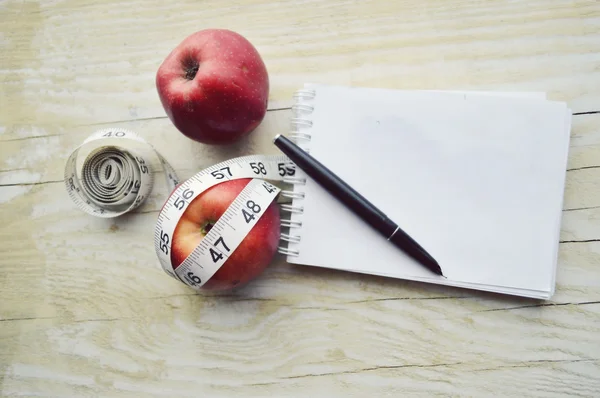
[64,128,179,218]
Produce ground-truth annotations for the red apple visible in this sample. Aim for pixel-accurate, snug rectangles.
[156,29,269,145]
[170,178,280,291]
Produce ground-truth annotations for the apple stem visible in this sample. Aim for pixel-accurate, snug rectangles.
[200,220,215,235]
[184,63,199,80]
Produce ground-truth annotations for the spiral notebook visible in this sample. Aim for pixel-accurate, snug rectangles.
[280,83,572,299]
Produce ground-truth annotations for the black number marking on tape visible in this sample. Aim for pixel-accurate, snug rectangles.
[242,209,255,223]
[133,194,146,207]
[131,180,141,194]
[250,162,267,175]
[182,188,194,199]
[174,188,194,211]
[262,181,277,194]
[208,235,231,264]
[187,272,201,284]
[136,157,149,174]
[210,167,233,180]
[174,197,184,210]
[159,230,170,255]
[209,248,223,263]
[247,200,261,213]
[242,200,261,223]
[278,163,295,176]
[214,236,230,252]
[103,131,126,137]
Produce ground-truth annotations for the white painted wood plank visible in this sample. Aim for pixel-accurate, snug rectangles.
[1,0,599,135]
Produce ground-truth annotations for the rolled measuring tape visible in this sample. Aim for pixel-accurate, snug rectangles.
[64,127,180,217]
[64,128,308,291]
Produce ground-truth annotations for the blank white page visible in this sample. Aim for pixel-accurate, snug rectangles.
[286,84,569,294]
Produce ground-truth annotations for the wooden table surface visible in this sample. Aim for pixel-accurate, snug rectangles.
[2,1,600,396]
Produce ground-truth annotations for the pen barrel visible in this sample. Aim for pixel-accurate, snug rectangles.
[274,135,395,236]
[274,134,442,277]
[330,180,398,236]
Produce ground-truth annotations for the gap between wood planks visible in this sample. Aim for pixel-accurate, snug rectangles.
[17,156,600,186]
[476,300,600,312]
[2,108,598,143]
[2,298,599,324]
[253,358,600,383]
[0,107,293,143]
[1,107,599,144]
[81,107,293,127]
[10,165,600,182]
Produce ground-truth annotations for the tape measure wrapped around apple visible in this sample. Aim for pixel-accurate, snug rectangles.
[64,128,305,291]
[155,154,302,291]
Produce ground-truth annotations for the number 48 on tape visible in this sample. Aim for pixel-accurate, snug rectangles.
[155,155,297,290]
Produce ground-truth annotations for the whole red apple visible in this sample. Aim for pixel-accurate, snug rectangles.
[156,29,269,145]
[170,178,280,291]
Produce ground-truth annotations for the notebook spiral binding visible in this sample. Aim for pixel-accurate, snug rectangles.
[277,88,316,257]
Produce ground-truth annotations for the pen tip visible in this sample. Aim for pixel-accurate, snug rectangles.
[419,250,444,277]
[273,134,281,143]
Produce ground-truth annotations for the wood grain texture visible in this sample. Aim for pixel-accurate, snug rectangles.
[2,0,600,396]
[1,0,600,132]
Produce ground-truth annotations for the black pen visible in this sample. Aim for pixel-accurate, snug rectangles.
[273,134,444,277]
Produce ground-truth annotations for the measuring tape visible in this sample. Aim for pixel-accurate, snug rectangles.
[64,127,179,217]
[155,154,300,289]
[65,128,304,291]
